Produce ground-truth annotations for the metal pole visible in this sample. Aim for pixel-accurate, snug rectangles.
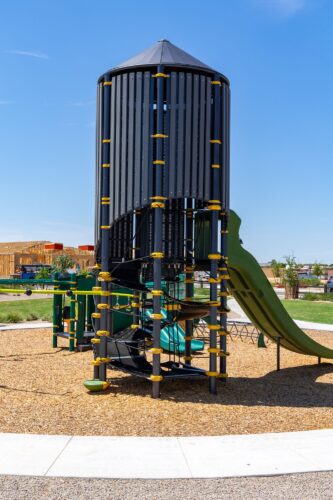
[68,274,77,352]
[276,336,281,371]
[150,65,166,398]
[207,76,222,394]
[184,198,194,365]
[97,76,112,387]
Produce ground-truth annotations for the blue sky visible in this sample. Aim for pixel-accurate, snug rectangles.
[0,0,332,263]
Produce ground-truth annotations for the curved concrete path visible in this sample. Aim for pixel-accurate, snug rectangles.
[1,429,333,479]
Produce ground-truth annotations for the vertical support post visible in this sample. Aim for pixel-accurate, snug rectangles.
[97,77,112,387]
[184,199,194,365]
[132,292,140,329]
[207,76,222,394]
[150,65,166,398]
[276,336,281,371]
[318,357,321,365]
[52,282,61,348]
[69,274,77,352]
[92,285,101,379]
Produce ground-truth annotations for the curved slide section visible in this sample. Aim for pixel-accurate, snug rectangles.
[228,210,333,359]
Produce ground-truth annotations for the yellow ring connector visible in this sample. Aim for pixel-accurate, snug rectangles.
[206,372,228,378]
[208,347,220,354]
[102,163,110,168]
[149,348,163,355]
[211,80,221,85]
[153,160,165,165]
[102,139,111,143]
[208,253,221,260]
[96,357,112,363]
[208,205,221,211]
[101,196,110,201]
[208,277,221,283]
[218,330,229,336]
[184,336,193,341]
[91,360,101,366]
[151,202,165,209]
[150,313,164,320]
[91,338,101,344]
[183,356,193,362]
[93,263,102,269]
[150,252,164,259]
[150,196,167,200]
[151,133,168,138]
[152,73,169,78]
[219,351,230,357]
[184,278,194,284]
[98,271,112,281]
[96,330,110,337]
[210,139,222,144]
[151,290,163,296]
[211,164,221,169]
[218,291,228,297]
[103,81,112,86]
[97,303,110,310]
[149,375,163,382]
[208,301,220,306]
[207,324,220,330]
[91,312,101,319]
[130,324,140,329]
[185,265,195,272]
[101,225,111,229]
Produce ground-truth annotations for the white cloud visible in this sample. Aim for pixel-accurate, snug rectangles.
[256,0,306,16]
[4,50,48,59]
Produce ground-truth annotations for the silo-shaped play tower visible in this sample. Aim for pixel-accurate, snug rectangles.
[89,40,230,398]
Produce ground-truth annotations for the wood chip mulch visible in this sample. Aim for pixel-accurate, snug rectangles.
[0,328,332,436]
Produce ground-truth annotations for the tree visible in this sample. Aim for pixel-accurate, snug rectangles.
[271,259,283,283]
[312,262,323,278]
[283,255,299,299]
[35,267,51,280]
[51,255,75,276]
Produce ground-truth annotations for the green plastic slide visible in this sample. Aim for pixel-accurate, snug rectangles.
[228,210,333,359]
[145,309,204,354]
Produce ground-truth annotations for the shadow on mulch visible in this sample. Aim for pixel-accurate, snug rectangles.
[104,363,333,408]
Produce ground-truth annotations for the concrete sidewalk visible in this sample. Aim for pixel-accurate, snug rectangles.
[1,429,333,479]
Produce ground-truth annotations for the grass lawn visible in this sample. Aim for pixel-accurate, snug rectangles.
[281,299,333,325]
[0,298,53,323]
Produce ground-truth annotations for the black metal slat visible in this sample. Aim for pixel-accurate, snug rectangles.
[109,76,116,225]
[127,72,135,212]
[121,73,128,216]
[198,75,206,200]
[184,72,192,197]
[141,71,151,207]
[114,74,122,220]
[134,72,143,208]
[177,72,185,197]
[169,72,177,198]
[191,74,199,198]
[204,76,212,201]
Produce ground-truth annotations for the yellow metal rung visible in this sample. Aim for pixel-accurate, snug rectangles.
[150,252,164,259]
[149,348,163,355]
[149,375,163,382]
[151,133,168,138]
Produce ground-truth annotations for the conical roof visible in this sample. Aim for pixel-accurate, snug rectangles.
[113,39,214,72]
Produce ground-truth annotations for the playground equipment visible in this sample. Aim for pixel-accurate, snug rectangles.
[85,39,333,398]
[86,39,230,397]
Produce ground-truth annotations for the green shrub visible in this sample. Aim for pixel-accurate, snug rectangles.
[303,292,333,302]
[26,313,38,321]
[4,312,24,323]
[299,278,321,287]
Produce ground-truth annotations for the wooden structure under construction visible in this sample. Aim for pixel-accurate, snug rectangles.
[0,241,94,277]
